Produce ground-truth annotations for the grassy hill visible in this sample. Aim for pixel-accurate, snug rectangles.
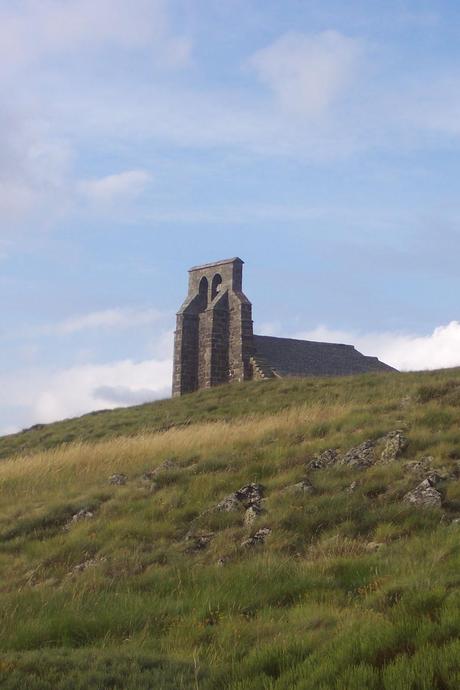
[2,369,460,688]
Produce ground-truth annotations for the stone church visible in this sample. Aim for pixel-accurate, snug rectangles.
[172,257,395,396]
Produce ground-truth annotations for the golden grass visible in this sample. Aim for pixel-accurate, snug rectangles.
[0,402,347,501]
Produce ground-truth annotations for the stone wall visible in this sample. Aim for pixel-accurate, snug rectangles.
[172,257,396,397]
[172,258,254,396]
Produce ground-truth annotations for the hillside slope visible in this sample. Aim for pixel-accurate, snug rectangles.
[2,370,460,688]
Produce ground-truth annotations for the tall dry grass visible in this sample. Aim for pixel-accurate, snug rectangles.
[0,402,347,502]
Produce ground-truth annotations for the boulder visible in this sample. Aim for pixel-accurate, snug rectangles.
[185,531,214,553]
[308,448,339,470]
[63,508,94,531]
[241,527,271,548]
[405,457,434,477]
[346,480,359,494]
[340,440,376,469]
[235,483,264,506]
[285,478,315,495]
[142,459,177,480]
[69,556,107,576]
[216,483,264,512]
[380,431,408,463]
[244,504,263,526]
[216,494,242,512]
[108,473,128,486]
[71,509,94,523]
[366,541,385,553]
[403,476,443,509]
[309,432,408,473]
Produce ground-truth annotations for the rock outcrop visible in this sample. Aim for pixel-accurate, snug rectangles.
[403,476,443,509]
[142,459,177,481]
[380,431,408,463]
[340,440,376,469]
[185,531,214,553]
[244,504,264,526]
[308,448,339,470]
[241,527,271,548]
[108,473,128,486]
[284,478,315,495]
[309,431,408,472]
[216,483,264,512]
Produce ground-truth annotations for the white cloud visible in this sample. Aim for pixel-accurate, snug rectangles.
[296,321,460,372]
[0,309,174,433]
[1,356,172,433]
[78,170,153,205]
[0,0,191,73]
[50,307,163,335]
[249,30,361,117]
[34,357,172,423]
[93,385,161,405]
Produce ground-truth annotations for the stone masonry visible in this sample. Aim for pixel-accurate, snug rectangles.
[172,258,254,396]
[172,258,395,396]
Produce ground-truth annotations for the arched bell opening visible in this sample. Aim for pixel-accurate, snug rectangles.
[198,276,208,309]
[211,273,223,300]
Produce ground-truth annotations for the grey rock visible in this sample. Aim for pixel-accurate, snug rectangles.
[108,473,128,486]
[366,541,385,552]
[216,483,264,512]
[380,430,408,463]
[235,483,264,505]
[406,457,434,477]
[69,556,107,576]
[216,494,242,512]
[244,504,263,526]
[340,440,376,469]
[185,531,214,553]
[241,527,272,548]
[346,480,359,494]
[309,448,339,470]
[285,478,315,495]
[63,508,94,531]
[403,476,443,509]
[425,472,442,486]
[142,459,177,480]
[71,509,94,523]
[310,432,408,473]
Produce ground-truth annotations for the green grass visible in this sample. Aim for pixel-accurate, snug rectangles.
[0,368,422,460]
[2,368,460,688]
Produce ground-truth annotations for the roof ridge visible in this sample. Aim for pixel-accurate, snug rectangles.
[189,257,243,272]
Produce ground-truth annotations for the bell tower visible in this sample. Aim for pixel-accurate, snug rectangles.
[172,258,254,396]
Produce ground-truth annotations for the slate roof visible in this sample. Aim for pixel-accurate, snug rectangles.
[253,335,396,378]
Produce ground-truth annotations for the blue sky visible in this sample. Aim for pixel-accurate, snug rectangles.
[2,0,460,433]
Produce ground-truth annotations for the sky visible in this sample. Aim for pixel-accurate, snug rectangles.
[2,0,460,434]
